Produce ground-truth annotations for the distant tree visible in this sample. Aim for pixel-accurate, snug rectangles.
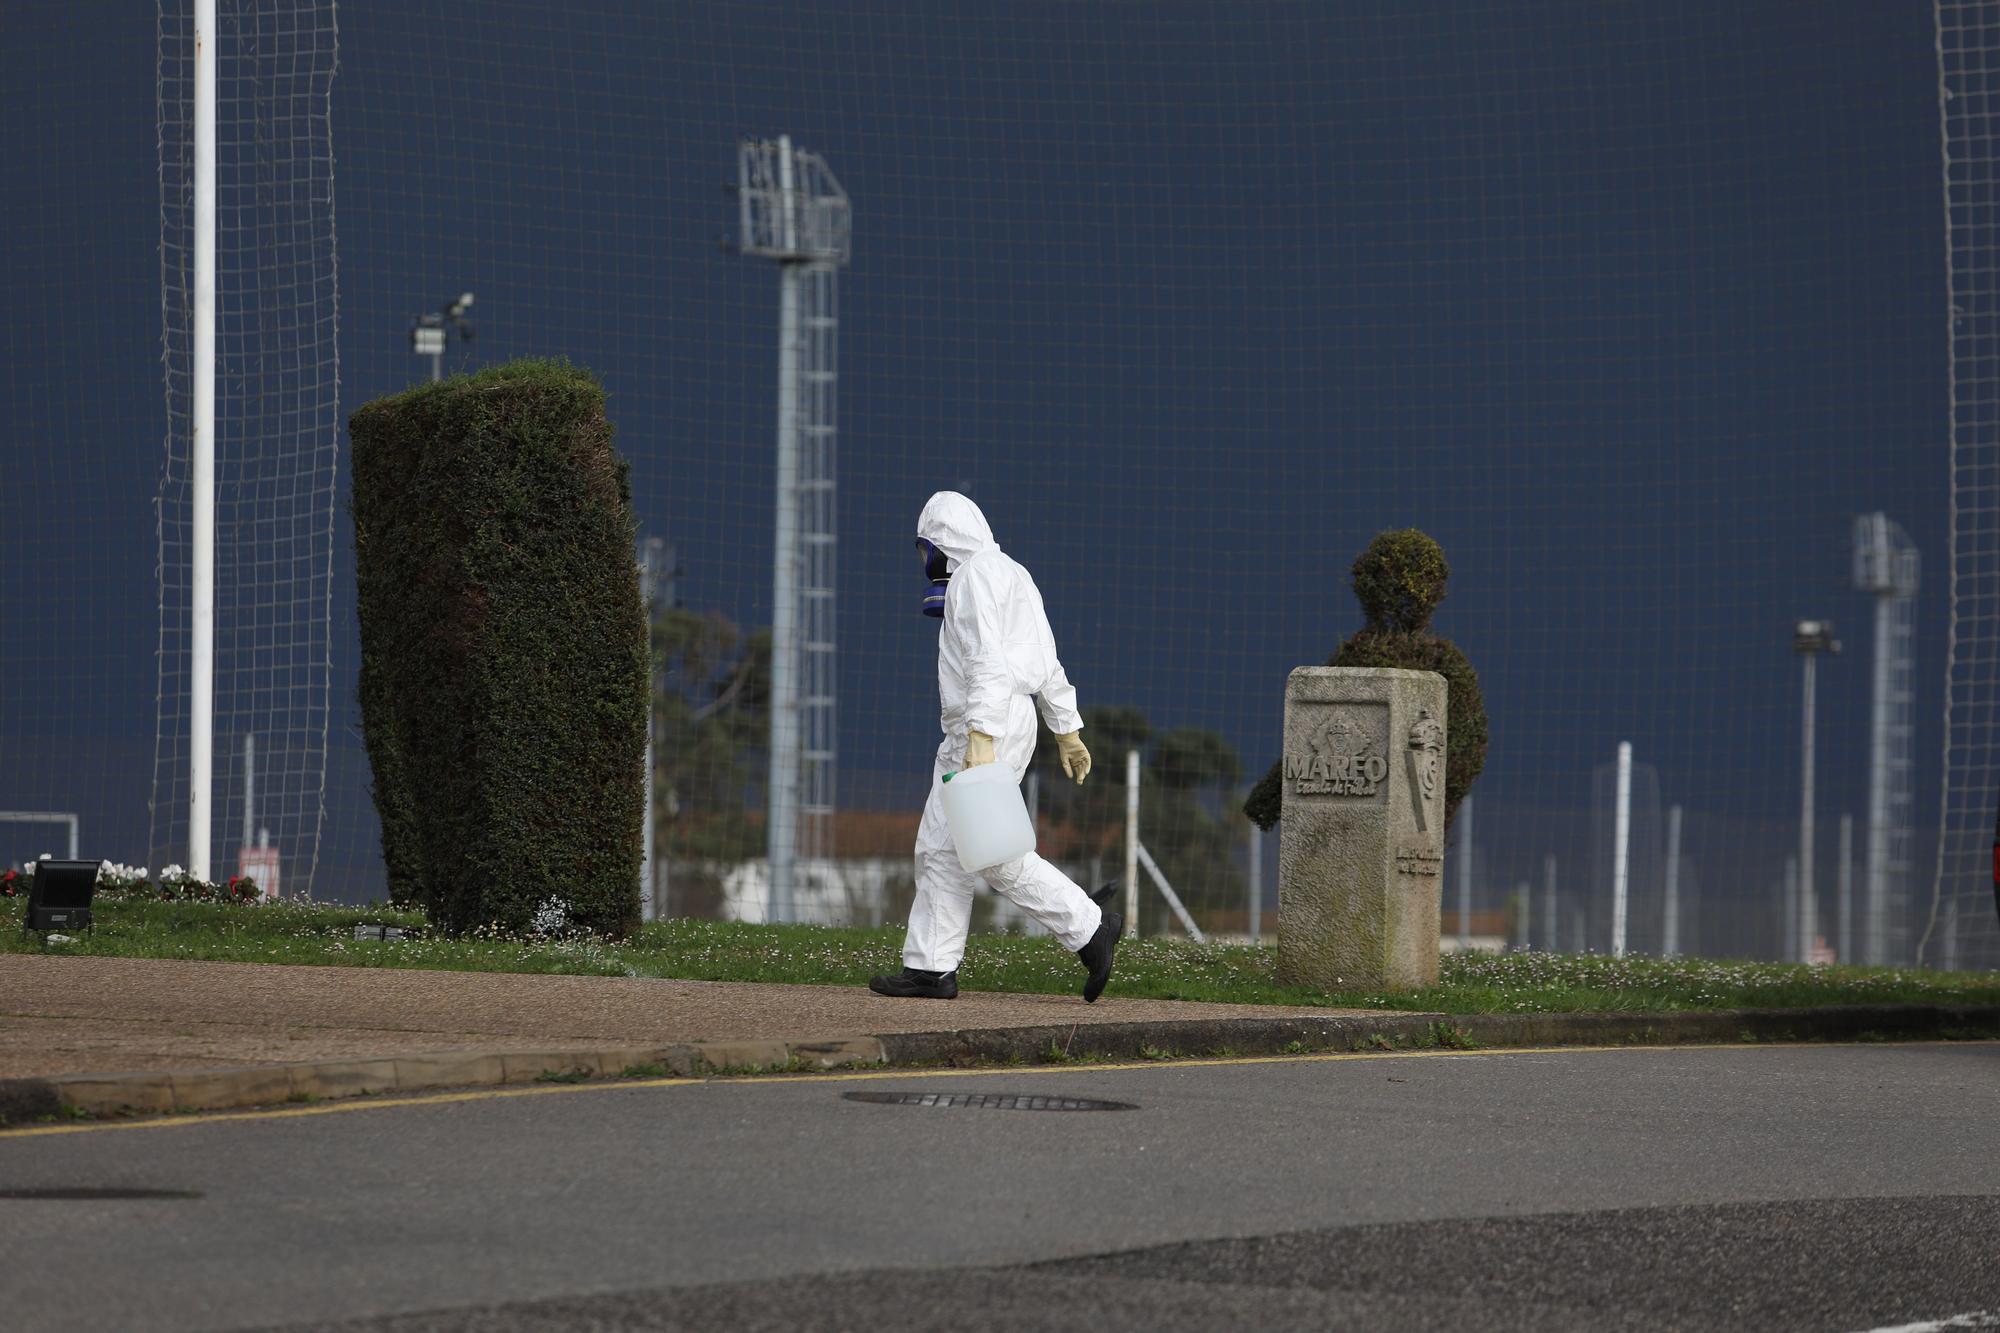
[1244,528,1487,833]
[1152,727,1243,792]
[1032,704,1150,849]
[1141,726,1246,931]
[1033,707,1244,934]
[651,608,769,914]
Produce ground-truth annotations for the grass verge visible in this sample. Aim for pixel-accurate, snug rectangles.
[1,896,1994,1015]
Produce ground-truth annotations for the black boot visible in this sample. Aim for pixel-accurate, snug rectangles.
[868,966,959,1000]
[1089,881,1121,910]
[1076,912,1122,1004]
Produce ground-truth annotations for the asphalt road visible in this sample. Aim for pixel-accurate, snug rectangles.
[1,1042,1996,1332]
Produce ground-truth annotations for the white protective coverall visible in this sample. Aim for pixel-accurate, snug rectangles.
[905,491,1104,972]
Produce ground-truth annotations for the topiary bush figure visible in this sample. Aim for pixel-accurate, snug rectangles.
[1244,528,1486,833]
[350,358,647,938]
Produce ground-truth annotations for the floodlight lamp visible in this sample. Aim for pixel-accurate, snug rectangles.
[22,859,98,937]
[1793,620,1840,655]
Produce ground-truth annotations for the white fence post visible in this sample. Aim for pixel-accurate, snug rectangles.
[1612,741,1632,958]
[1123,749,1140,939]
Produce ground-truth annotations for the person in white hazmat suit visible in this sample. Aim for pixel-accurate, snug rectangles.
[868,491,1123,1002]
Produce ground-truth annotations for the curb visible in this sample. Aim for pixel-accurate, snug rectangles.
[0,1035,891,1119]
[3,1002,1996,1121]
[871,1001,2000,1067]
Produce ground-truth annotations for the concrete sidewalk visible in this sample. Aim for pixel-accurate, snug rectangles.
[0,954,1373,1096]
[5,954,1997,1120]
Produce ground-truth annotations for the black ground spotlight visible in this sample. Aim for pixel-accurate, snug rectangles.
[21,859,98,938]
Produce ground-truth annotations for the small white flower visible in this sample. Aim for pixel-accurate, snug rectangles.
[530,896,572,940]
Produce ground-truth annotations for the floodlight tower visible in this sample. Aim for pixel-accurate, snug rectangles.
[736,136,849,923]
[1793,619,1840,965]
[1853,514,1919,964]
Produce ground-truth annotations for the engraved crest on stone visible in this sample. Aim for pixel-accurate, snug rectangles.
[1285,707,1387,796]
[1407,706,1443,803]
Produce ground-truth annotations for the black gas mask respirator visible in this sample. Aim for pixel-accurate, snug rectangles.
[917,538,949,618]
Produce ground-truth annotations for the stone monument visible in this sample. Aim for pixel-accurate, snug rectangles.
[1277,666,1447,991]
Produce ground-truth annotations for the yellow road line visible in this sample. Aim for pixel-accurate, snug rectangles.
[0,1075,701,1140]
[3,1039,1988,1141]
[735,1042,1648,1085]
[726,1036,1998,1085]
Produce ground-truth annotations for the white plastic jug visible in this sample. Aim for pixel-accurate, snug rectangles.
[939,763,1037,872]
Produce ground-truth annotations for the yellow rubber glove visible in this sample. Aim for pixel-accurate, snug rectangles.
[1055,731,1091,785]
[964,730,997,769]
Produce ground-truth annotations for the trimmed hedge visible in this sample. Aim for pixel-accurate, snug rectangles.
[1246,528,1488,833]
[350,359,647,937]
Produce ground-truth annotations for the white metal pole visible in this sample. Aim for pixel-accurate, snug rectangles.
[1837,813,1854,963]
[641,702,655,923]
[242,732,255,862]
[1456,795,1473,950]
[1662,803,1682,957]
[1123,749,1140,939]
[778,134,798,252]
[1516,880,1531,952]
[641,729,655,919]
[766,140,803,925]
[638,542,655,922]
[1783,857,1799,963]
[1134,842,1205,941]
[1542,855,1557,954]
[189,0,217,883]
[1247,814,1262,944]
[1865,594,1892,964]
[1799,653,1818,966]
[1612,742,1632,958]
[0,813,81,860]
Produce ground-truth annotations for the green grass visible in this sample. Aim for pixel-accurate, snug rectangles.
[2,895,1995,1015]
[617,1062,672,1079]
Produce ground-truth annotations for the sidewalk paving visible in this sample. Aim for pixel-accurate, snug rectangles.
[5,954,1996,1120]
[0,954,1368,1081]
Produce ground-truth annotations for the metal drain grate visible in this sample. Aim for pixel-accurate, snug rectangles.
[842,1091,1135,1112]
[0,1188,203,1200]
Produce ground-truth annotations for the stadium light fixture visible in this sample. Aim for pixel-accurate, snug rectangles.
[22,860,98,938]
[1792,620,1839,655]
[411,291,476,382]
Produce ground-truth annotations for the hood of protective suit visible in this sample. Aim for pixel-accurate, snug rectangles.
[916,491,996,569]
